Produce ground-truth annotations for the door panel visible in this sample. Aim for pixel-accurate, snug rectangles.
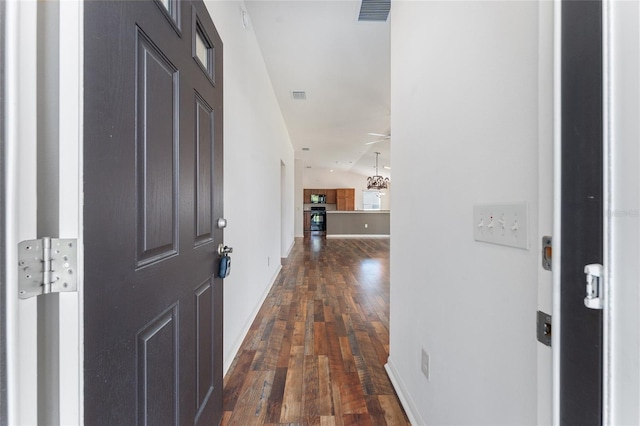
[137,305,179,426]
[136,28,179,265]
[560,0,603,424]
[84,1,223,424]
[195,94,214,245]
[195,279,214,416]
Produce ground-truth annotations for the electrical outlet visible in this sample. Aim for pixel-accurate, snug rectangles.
[364,223,368,228]
[421,348,430,380]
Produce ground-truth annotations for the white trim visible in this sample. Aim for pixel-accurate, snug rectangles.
[601,1,640,423]
[551,0,562,424]
[4,1,19,423]
[58,1,83,424]
[223,265,282,375]
[283,238,294,258]
[7,2,39,425]
[536,1,555,423]
[325,234,390,239]
[384,359,425,426]
[280,160,288,258]
[602,0,612,423]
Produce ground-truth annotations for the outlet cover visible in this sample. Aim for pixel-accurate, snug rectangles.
[421,348,430,380]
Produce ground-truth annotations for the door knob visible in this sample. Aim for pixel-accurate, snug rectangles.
[217,244,233,256]
[217,218,227,229]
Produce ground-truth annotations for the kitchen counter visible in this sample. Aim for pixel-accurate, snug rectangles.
[326,211,390,236]
[326,210,390,214]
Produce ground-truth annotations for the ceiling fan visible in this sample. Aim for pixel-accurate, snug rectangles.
[365,132,391,145]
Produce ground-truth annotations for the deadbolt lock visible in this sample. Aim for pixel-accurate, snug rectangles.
[541,236,552,271]
[536,311,552,347]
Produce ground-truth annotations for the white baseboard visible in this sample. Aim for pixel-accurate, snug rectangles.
[385,358,426,426]
[326,234,390,239]
[223,265,282,376]
[283,239,294,257]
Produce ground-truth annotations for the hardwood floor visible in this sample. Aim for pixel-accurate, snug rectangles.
[221,237,410,426]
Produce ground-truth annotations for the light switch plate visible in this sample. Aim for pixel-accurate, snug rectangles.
[473,202,529,249]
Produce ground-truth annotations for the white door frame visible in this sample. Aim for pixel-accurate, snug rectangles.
[602,0,640,424]
[4,1,83,424]
[1,0,7,422]
[57,1,83,423]
[536,1,554,424]
[551,2,562,424]
[5,1,39,423]
[552,0,640,423]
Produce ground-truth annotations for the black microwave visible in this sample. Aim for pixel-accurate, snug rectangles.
[310,194,326,204]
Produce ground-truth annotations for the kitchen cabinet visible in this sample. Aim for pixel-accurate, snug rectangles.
[303,188,341,206]
[325,189,337,204]
[336,188,355,211]
[303,211,311,231]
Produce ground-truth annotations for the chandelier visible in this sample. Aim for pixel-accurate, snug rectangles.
[367,152,389,190]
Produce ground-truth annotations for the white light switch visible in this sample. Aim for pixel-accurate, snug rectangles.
[473,203,528,249]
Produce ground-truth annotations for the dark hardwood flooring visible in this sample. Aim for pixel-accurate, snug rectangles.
[221,236,410,426]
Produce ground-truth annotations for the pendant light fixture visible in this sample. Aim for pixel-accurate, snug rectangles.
[366,152,390,190]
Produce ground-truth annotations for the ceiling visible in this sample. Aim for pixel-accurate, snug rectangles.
[244,0,391,179]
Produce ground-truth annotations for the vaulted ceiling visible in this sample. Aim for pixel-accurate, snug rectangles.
[245,0,391,179]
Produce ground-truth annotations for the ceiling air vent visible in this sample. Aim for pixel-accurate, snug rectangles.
[358,0,390,22]
[291,91,307,100]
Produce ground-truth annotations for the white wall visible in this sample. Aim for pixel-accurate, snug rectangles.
[294,159,304,237]
[607,1,640,423]
[302,168,391,211]
[203,0,295,373]
[389,2,541,424]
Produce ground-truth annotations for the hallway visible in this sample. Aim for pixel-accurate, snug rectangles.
[221,237,409,425]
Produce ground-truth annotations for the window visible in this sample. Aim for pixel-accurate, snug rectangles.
[195,27,210,70]
[362,190,382,210]
[155,0,181,34]
[192,12,215,83]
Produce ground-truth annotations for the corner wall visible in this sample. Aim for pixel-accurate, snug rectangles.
[294,159,304,237]
[389,2,541,423]
[203,0,295,372]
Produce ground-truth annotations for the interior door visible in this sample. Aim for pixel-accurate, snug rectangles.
[84,1,223,424]
[560,0,603,423]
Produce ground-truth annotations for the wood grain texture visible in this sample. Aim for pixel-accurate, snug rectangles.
[222,237,410,425]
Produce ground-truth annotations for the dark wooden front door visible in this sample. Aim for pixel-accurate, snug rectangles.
[561,0,603,423]
[83,1,223,424]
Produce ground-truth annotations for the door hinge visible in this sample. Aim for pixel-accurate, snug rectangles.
[584,263,604,310]
[18,238,78,299]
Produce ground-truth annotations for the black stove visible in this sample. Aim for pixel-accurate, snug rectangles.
[310,207,326,231]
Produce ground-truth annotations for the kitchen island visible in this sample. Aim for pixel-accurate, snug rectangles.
[325,210,390,237]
